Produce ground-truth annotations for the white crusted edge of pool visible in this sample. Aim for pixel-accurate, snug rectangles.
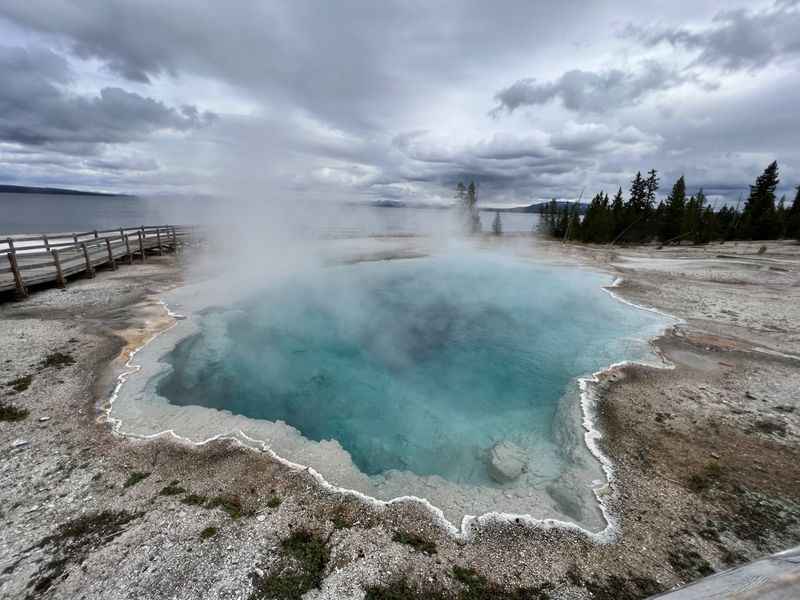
[102,274,680,544]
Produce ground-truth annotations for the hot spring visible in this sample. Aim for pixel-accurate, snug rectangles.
[112,251,671,529]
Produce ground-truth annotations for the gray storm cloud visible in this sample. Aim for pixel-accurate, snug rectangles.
[625,0,800,72]
[0,0,798,203]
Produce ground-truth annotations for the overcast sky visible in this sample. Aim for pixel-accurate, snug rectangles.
[1,0,798,206]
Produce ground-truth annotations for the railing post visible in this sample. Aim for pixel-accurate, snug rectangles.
[81,243,95,278]
[7,251,28,299]
[124,234,133,265]
[52,249,66,288]
[105,237,117,270]
[137,231,146,262]
[156,227,164,255]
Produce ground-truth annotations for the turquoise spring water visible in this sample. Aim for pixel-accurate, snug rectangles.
[157,253,667,486]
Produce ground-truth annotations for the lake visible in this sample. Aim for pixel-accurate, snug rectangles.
[0,192,540,236]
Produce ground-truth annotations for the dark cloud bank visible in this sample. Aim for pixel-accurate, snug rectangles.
[0,0,798,203]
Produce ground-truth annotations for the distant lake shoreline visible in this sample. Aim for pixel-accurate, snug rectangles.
[0,193,541,236]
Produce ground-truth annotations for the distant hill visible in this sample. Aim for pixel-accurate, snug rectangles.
[480,201,589,215]
[351,199,589,214]
[349,200,453,210]
[0,184,126,197]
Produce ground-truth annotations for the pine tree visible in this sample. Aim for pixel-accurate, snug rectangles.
[660,176,686,243]
[460,180,481,234]
[566,204,581,241]
[492,211,503,236]
[740,161,780,240]
[455,182,466,204]
[624,171,658,242]
[610,187,625,241]
[787,186,800,240]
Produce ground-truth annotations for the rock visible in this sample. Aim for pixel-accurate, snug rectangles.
[38,416,51,422]
[12,439,29,448]
[487,441,528,483]
[546,482,584,521]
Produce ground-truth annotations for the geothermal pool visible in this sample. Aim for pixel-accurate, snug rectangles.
[114,252,671,528]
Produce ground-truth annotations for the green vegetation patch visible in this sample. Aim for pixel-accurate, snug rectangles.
[27,510,137,597]
[667,549,714,580]
[365,567,554,600]
[200,526,218,540]
[123,471,151,489]
[248,529,330,600]
[565,568,662,600]
[207,494,249,519]
[719,491,799,551]
[752,419,787,437]
[392,530,437,555]
[0,401,29,421]
[331,512,352,530]
[181,493,208,506]
[159,480,187,496]
[365,579,448,600]
[41,352,76,369]
[687,461,723,493]
[7,374,33,393]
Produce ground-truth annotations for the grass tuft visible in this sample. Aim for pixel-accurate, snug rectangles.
[7,374,33,393]
[266,496,282,509]
[0,401,29,421]
[392,530,437,554]
[28,510,137,596]
[248,529,330,600]
[206,494,248,519]
[181,493,208,506]
[122,472,151,489]
[41,352,76,369]
[200,526,218,540]
[159,480,186,496]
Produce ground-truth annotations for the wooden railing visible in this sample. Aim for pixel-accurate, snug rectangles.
[1,225,191,299]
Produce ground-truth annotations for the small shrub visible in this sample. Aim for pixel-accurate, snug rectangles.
[392,530,436,554]
[753,419,787,437]
[668,549,714,579]
[181,493,207,506]
[159,480,186,496]
[41,352,76,369]
[123,472,151,489]
[0,402,29,421]
[364,579,447,600]
[757,245,767,255]
[248,529,330,600]
[452,566,487,589]
[200,526,218,540]
[207,495,247,519]
[331,512,352,530]
[8,374,32,392]
[29,510,137,593]
[687,461,723,493]
[266,496,282,509]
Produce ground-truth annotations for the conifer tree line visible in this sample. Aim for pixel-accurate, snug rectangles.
[540,161,800,244]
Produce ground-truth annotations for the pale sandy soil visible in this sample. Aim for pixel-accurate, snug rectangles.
[1,238,799,600]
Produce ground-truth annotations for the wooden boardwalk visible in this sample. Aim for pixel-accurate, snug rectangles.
[652,545,800,599]
[1,225,190,298]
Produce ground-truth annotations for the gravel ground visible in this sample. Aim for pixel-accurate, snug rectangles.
[1,240,799,600]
